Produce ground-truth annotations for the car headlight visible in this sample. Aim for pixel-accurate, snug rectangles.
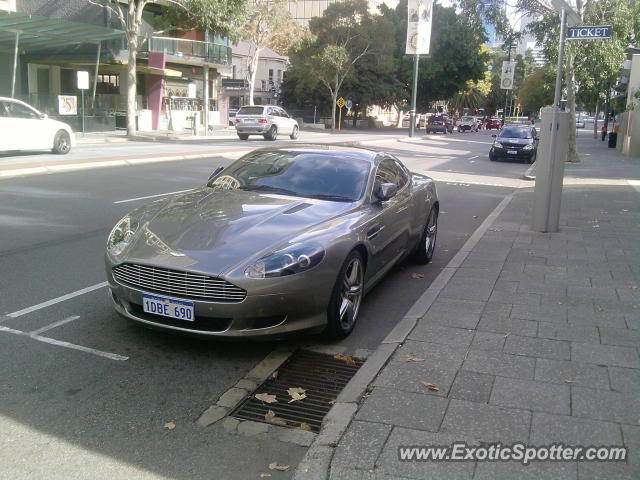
[522,143,534,150]
[245,242,325,278]
[107,215,139,257]
[493,141,504,148]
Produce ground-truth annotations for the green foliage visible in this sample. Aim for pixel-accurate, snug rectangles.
[155,0,247,39]
[517,66,555,114]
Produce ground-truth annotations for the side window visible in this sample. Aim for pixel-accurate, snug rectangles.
[374,158,399,191]
[7,102,38,119]
[277,108,288,118]
[393,159,410,188]
[268,107,280,117]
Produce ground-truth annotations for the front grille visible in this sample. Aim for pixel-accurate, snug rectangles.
[112,263,247,302]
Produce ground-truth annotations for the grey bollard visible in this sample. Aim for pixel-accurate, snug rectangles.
[532,108,570,233]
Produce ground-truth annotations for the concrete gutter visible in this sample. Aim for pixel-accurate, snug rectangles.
[522,161,537,180]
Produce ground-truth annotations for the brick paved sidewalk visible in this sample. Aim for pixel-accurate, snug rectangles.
[318,138,640,480]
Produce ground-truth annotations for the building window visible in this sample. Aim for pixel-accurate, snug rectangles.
[268,69,273,83]
[261,80,267,91]
[96,74,120,94]
[232,65,236,79]
[277,69,282,83]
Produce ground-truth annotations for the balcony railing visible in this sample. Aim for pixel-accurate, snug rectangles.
[107,35,232,66]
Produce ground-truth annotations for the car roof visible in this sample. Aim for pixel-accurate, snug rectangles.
[250,144,380,164]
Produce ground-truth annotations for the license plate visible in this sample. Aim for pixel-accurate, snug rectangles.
[142,294,194,321]
[507,150,518,154]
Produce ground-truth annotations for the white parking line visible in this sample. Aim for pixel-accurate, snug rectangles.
[113,189,193,204]
[6,282,108,318]
[0,325,128,361]
[29,315,80,335]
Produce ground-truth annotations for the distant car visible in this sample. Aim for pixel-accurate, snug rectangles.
[402,113,423,128]
[489,125,539,163]
[457,116,478,132]
[228,108,238,126]
[485,118,501,130]
[234,105,299,141]
[0,97,76,154]
[576,118,585,128]
[426,115,453,134]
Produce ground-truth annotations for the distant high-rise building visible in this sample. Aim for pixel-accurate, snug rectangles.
[287,0,398,26]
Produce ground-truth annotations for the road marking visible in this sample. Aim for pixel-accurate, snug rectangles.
[6,282,108,318]
[29,315,80,336]
[0,325,128,361]
[114,189,193,204]
[469,155,479,159]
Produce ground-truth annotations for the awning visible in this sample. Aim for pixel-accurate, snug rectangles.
[137,65,183,78]
[0,11,124,52]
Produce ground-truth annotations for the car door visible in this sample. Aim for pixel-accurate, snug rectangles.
[5,100,49,150]
[274,107,292,134]
[365,157,413,278]
[279,107,296,134]
[0,100,17,151]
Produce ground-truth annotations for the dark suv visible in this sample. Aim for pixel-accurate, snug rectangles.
[489,126,539,163]
[426,115,453,134]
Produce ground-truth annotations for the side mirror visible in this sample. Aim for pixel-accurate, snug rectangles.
[40,113,48,119]
[534,136,539,141]
[207,166,224,187]
[375,183,398,201]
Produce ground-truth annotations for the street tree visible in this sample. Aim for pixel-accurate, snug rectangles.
[240,0,296,104]
[89,0,246,137]
[517,66,556,115]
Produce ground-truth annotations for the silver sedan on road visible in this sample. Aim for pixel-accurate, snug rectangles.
[105,145,439,339]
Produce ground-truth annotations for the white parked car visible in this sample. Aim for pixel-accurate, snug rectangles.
[234,105,299,141]
[0,97,75,154]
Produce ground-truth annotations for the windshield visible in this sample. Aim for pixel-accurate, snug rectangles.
[210,150,370,202]
[500,127,532,139]
[237,106,264,115]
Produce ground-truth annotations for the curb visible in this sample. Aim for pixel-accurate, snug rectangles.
[0,136,406,181]
[292,187,521,480]
[523,161,536,180]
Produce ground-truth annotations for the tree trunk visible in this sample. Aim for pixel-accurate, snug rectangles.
[127,34,138,137]
[566,53,579,163]
[331,91,337,133]
[593,98,599,139]
[248,47,261,105]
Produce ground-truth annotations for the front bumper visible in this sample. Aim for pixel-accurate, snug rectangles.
[106,267,331,338]
[490,147,535,161]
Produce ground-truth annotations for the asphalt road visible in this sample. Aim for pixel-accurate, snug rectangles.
[0,130,530,479]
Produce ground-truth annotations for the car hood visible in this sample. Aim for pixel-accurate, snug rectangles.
[124,188,354,275]
[498,137,532,145]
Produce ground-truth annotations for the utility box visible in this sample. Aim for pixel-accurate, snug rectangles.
[532,108,570,233]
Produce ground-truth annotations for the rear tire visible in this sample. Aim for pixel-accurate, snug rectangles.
[290,125,299,140]
[264,125,277,141]
[413,207,438,264]
[489,151,496,161]
[325,250,364,339]
[238,134,249,140]
[52,130,71,154]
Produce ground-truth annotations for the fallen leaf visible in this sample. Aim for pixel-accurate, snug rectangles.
[260,474,272,478]
[328,399,337,405]
[288,392,307,403]
[420,381,439,391]
[164,421,176,430]
[630,285,638,290]
[334,354,357,366]
[596,305,604,312]
[265,410,287,426]
[564,379,573,383]
[403,354,425,363]
[473,215,478,219]
[411,273,425,279]
[528,251,537,255]
[255,393,277,404]
[269,462,290,472]
[299,422,313,431]
[270,371,278,379]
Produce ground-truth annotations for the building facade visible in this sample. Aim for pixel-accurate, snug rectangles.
[0,0,232,132]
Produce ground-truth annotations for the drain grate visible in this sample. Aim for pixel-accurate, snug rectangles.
[231,350,363,432]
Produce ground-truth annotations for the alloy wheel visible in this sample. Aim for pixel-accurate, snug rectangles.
[338,258,363,331]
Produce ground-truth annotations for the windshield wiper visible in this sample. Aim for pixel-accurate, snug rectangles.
[305,194,353,202]
[238,185,300,196]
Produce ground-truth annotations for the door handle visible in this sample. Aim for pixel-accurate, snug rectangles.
[367,225,385,240]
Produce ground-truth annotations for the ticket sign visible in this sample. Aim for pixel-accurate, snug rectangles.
[567,26,612,40]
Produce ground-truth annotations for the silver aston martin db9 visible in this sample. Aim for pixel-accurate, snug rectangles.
[105,145,439,339]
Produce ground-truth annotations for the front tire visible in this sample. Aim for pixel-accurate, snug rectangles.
[52,130,71,154]
[290,125,299,140]
[325,250,364,339]
[413,207,438,264]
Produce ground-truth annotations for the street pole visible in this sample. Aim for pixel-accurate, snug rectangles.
[542,7,567,232]
[502,45,511,126]
[409,53,419,137]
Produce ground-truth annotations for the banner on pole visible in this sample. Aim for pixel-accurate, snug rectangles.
[406,0,433,55]
[500,60,516,90]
